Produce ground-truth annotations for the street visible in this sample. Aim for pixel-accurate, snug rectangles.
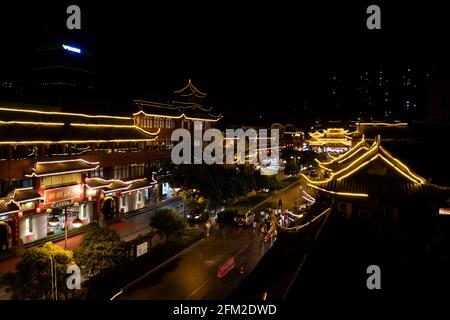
[120,180,305,300]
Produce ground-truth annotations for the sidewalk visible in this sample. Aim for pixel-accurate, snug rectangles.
[0,197,185,274]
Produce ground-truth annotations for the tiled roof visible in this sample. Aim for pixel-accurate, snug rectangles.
[0,200,19,215]
[0,123,158,144]
[309,137,450,199]
[86,178,152,193]
[6,188,42,203]
[0,104,133,126]
[317,175,450,199]
[26,159,99,177]
[133,100,221,121]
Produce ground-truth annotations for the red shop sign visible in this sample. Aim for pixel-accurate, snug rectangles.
[44,185,83,205]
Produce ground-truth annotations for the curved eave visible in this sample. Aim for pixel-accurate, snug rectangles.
[133,110,220,122]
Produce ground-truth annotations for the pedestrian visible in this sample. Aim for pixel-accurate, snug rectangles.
[205,221,211,237]
[278,198,282,209]
[252,220,257,233]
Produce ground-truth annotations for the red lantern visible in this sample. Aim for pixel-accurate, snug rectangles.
[18,211,23,218]
[88,196,93,202]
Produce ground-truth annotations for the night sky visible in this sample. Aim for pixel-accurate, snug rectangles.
[2,2,450,121]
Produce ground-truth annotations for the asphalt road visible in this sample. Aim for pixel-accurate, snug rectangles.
[120,180,305,300]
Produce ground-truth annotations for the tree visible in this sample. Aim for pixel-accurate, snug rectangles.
[73,227,128,280]
[284,162,300,175]
[0,242,74,300]
[150,209,186,243]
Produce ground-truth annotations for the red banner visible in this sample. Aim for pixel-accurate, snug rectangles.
[44,184,83,205]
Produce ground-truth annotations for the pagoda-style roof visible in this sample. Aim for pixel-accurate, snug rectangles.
[86,177,154,194]
[316,136,372,172]
[304,136,450,199]
[6,187,42,204]
[25,159,100,177]
[307,128,351,147]
[173,79,207,98]
[0,200,20,216]
[133,100,221,122]
[323,128,348,138]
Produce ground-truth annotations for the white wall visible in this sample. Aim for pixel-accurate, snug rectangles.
[20,213,47,243]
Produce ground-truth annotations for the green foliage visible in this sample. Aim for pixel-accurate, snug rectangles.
[284,162,300,175]
[73,227,128,280]
[165,164,278,210]
[0,242,73,300]
[150,209,187,243]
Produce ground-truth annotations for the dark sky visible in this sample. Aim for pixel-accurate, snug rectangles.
[2,1,450,123]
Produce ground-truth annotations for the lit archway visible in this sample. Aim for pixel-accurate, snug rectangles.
[101,196,116,220]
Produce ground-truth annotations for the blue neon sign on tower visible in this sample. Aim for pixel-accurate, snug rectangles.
[62,44,82,54]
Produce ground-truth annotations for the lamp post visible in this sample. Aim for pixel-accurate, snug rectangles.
[48,209,83,250]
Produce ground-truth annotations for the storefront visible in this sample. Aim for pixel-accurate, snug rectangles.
[86,177,153,218]
[19,183,94,244]
[118,189,147,214]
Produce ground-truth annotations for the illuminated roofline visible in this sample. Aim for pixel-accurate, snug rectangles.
[309,152,424,185]
[34,158,99,165]
[0,209,20,216]
[5,187,42,205]
[25,159,100,178]
[0,107,131,120]
[308,184,369,197]
[25,167,99,178]
[173,79,207,97]
[0,121,64,126]
[0,137,158,145]
[317,136,367,165]
[357,122,408,126]
[1,121,160,135]
[86,178,151,193]
[71,123,160,135]
[133,110,219,122]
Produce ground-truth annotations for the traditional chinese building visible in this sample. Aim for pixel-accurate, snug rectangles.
[303,135,450,234]
[133,79,221,146]
[0,80,222,254]
[0,103,163,253]
[306,128,351,153]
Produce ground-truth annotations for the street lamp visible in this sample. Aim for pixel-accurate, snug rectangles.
[72,217,83,228]
[48,210,82,250]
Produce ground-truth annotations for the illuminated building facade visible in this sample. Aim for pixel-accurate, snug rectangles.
[306,128,351,153]
[0,104,162,253]
[0,80,222,253]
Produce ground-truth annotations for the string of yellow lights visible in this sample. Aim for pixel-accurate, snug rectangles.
[0,107,131,120]
[307,184,369,197]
